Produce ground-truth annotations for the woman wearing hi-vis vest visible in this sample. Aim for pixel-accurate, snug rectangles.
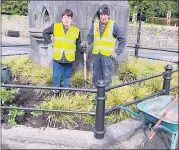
[81,5,126,88]
[43,9,82,96]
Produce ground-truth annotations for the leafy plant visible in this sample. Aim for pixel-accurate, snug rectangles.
[34,12,37,20]
[1,87,19,104]
[8,108,25,125]
[31,111,43,117]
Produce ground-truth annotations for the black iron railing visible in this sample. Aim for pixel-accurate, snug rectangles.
[127,45,178,53]
[1,64,178,139]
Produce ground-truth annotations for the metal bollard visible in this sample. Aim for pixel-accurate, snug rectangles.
[162,64,173,95]
[94,80,107,139]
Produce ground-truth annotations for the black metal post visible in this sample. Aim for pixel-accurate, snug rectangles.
[94,80,107,139]
[162,64,173,95]
[135,9,142,58]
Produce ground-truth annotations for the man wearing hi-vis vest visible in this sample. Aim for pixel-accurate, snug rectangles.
[81,5,126,87]
[43,9,82,96]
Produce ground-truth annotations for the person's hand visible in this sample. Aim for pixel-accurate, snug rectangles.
[81,41,88,47]
[80,41,88,53]
[110,53,117,61]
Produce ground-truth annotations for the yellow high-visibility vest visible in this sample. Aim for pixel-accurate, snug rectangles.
[53,23,79,61]
[92,19,116,56]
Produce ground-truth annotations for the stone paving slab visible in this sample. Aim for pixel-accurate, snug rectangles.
[1,139,82,149]
[2,118,144,149]
[3,117,177,149]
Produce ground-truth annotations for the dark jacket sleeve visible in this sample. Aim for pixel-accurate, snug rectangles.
[113,22,126,55]
[42,23,54,44]
[86,23,94,45]
[76,31,83,53]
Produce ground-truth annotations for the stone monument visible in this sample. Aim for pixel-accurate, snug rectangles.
[28,1,129,72]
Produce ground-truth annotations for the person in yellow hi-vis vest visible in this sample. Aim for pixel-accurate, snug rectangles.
[43,9,82,96]
[81,5,126,88]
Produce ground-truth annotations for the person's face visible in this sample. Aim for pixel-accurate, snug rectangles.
[62,15,72,28]
[100,13,109,24]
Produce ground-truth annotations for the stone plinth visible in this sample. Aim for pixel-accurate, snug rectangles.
[29,28,52,67]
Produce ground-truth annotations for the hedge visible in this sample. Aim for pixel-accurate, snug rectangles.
[149,17,178,26]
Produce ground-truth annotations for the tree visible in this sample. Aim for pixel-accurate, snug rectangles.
[129,0,178,18]
[1,0,29,16]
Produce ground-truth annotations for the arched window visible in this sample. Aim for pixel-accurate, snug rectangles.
[41,7,51,28]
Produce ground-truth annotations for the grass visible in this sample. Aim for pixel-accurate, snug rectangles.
[37,92,95,127]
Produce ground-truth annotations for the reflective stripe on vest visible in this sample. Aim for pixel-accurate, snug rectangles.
[92,19,116,56]
[53,37,76,45]
[53,48,75,53]
[53,23,79,61]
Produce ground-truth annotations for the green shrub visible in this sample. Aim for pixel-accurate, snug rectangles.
[106,86,135,109]
[8,108,25,125]
[118,57,178,94]
[105,85,136,124]
[71,70,93,88]
[1,0,28,16]
[2,56,178,128]
[37,92,95,127]
[170,72,179,95]
[2,56,53,97]
[133,84,152,99]
[2,56,52,86]
[1,87,19,104]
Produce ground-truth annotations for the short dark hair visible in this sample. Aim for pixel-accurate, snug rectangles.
[62,9,73,18]
[99,5,110,15]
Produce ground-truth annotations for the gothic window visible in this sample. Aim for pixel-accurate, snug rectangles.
[41,7,51,28]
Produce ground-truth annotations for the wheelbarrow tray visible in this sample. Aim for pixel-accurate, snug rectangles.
[137,95,178,133]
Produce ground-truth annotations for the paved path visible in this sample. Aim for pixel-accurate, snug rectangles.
[2,125,177,149]
[127,47,178,63]
[2,117,178,150]
[109,128,178,149]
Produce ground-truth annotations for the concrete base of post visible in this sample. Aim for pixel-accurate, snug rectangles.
[94,128,106,139]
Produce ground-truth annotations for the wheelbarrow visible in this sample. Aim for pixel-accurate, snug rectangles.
[120,95,178,149]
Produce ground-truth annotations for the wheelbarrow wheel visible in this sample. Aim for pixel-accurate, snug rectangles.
[143,122,151,137]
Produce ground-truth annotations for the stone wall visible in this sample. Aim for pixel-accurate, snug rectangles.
[2,15,29,37]
[127,23,178,49]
